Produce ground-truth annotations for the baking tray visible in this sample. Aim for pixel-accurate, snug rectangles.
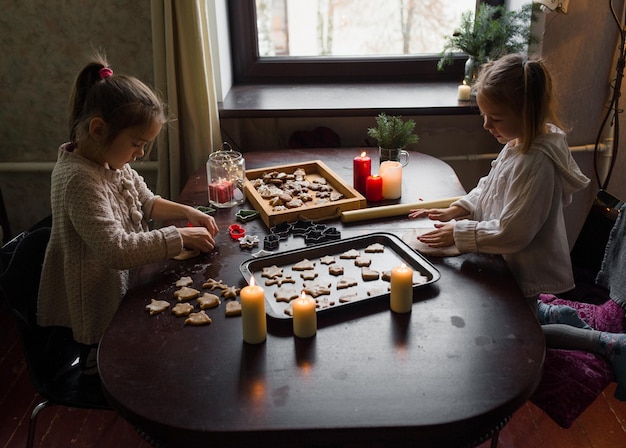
[244,160,366,228]
[240,232,440,319]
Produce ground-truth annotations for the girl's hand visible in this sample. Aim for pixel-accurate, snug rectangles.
[185,207,219,237]
[417,223,456,248]
[408,205,469,222]
[178,226,217,252]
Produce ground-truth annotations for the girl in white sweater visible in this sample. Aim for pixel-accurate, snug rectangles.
[38,53,219,374]
[409,53,626,400]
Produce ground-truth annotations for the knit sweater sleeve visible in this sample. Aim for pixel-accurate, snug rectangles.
[63,168,182,270]
[453,150,556,255]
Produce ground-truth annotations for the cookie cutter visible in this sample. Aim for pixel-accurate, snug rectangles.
[239,234,260,249]
[303,226,341,245]
[235,209,260,223]
[290,220,315,236]
[195,205,216,215]
[251,249,275,258]
[228,224,246,240]
[263,233,281,250]
[269,222,292,240]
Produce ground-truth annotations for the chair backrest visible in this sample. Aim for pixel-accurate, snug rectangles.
[0,226,51,331]
[570,189,624,275]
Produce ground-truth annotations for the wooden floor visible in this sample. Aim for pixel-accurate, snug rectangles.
[2,297,626,448]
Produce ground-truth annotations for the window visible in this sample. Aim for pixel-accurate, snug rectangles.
[228,0,505,84]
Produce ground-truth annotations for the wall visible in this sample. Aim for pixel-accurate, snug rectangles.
[0,0,154,239]
[220,113,500,192]
[1,0,625,243]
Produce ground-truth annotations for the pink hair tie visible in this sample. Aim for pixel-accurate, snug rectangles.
[99,67,113,80]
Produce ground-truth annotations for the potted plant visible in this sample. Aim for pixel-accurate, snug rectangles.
[367,113,419,165]
[437,3,537,83]
[367,113,419,150]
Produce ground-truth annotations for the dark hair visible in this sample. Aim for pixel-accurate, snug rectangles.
[474,53,562,153]
[69,52,167,154]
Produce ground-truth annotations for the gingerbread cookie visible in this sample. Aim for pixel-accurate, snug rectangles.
[265,276,296,286]
[364,243,385,253]
[225,301,242,316]
[221,286,241,299]
[336,276,358,289]
[361,267,380,281]
[274,286,300,303]
[339,249,360,259]
[203,278,226,290]
[316,297,335,310]
[328,265,344,276]
[146,299,170,315]
[303,279,332,297]
[175,276,193,287]
[338,291,359,303]
[319,255,336,265]
[198,293,221,309]
[367,286,389,296]
[184,310,212,326]
[300,270,319,281]
[354,256,371,267]
[172,302,195,317]
[261,265,284,279]
[413,272,429,285]
[174,286,200,302]
[292,259,316,271]
[172,248,201,261]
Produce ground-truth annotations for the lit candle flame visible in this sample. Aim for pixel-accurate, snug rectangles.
[360,151,366,158]
[249,276,256,287]
[300,291,307,301]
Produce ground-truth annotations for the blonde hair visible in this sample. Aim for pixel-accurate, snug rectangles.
[474,53,562,153]
[68,52,167,156]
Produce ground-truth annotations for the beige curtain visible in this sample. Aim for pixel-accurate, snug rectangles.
[151,0,223,200]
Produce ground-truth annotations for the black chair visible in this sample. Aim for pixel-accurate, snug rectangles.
[0,219,111,448]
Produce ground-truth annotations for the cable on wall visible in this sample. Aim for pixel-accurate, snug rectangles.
[593,0,626,189]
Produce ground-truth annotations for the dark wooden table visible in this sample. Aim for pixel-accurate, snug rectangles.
[99,148,544,448]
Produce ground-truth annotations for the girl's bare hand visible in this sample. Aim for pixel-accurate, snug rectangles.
[178,226,216,252]
[186,207,219,236]
[408,205,469,222]
[417,223,455,248]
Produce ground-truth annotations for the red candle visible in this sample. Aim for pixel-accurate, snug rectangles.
[209,180,235,204]
[353,151,371,194]
[365,175,383,202]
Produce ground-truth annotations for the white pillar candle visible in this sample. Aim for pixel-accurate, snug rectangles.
[292,292,317,338]
[390,263,413,313]
[458,83,471,101]
[240,277,267,344]
[379,161,403,199]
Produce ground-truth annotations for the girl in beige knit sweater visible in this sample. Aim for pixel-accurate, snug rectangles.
[37,53,219,374]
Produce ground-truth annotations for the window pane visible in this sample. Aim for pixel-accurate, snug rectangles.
[256,0,476,58]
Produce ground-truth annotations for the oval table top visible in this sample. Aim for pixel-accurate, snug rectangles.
[98,148,544,448]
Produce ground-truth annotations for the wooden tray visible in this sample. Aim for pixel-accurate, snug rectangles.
[239,232,440,319]
[244,160,366,227]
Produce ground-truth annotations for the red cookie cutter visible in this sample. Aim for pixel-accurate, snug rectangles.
[228,224,246,240]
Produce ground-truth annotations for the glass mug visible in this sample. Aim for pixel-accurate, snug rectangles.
[379,147,409,166]
[206,146,246,208]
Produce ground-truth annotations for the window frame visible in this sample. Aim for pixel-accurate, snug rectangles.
[228,0,505,85]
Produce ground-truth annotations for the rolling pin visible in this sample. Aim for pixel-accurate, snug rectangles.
[341,196,463,223]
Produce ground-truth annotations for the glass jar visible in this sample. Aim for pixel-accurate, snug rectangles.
[206,145,246,208]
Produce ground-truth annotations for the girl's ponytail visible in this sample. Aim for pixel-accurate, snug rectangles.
[68,53,110,143]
